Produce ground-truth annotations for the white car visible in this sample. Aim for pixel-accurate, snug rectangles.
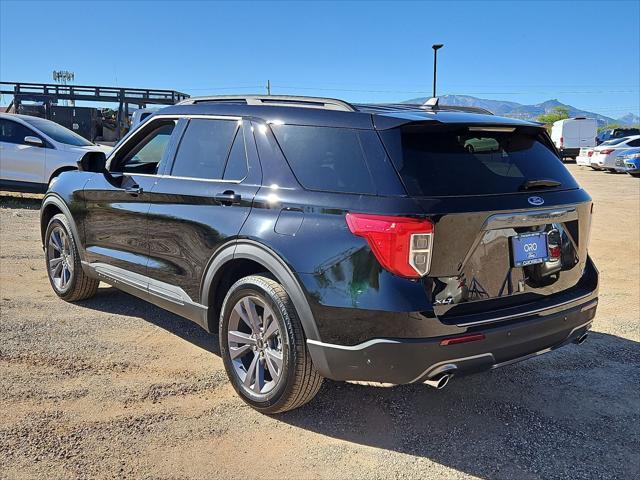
[0,113,111,193]
[576,147,595,166]
[590,135,640,172]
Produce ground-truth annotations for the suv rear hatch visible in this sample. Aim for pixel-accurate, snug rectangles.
[378,122,594,322]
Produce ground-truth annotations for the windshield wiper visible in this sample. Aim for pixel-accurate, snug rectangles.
[519,179,562,191]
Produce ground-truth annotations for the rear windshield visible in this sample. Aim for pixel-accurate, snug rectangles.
[601,138,628,146]
[379,125,579,196]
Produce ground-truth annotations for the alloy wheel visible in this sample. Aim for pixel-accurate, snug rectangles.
[47,226,74,291]
[227,295,284,396]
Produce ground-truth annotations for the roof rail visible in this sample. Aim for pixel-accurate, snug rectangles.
[177,95,356,112]
[353,103,494,115]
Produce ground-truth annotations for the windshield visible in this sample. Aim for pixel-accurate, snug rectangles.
[21,117,93,146]
[379,125,579,197]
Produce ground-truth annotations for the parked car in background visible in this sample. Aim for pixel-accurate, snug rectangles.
[590,136,640,172]
[596,127,640,145]
[550,117,597,160]
[617,147,640,177]
[576,147,595,167]
[40,95,598,413]
[0,113,111,193]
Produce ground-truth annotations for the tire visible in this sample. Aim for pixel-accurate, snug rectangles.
[219,275,323,413]
[44,213,99,301]
[630,173,640,178]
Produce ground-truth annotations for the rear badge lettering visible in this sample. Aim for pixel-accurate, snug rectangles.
[528,196,545,206]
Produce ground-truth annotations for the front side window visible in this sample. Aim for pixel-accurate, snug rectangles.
[271,124,376,194]
[171,119,238,180]
[0,119,39,145]
[113,121,175,174]
[21,116,92,146]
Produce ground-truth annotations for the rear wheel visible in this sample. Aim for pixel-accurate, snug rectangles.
[219,275,323,413]
[45,213,99,301]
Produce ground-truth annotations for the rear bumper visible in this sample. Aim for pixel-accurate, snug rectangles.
[559,148,580,158]
[308,298,598,384]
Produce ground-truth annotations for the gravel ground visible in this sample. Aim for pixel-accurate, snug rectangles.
[1,164,639,479]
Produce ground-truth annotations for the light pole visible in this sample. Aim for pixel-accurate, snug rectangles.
[432,44,443,98]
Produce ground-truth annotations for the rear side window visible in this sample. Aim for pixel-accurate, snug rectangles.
[223,128,248,180]
[380,125,579,196]
[172,119,237,179]
[272,125,375,194]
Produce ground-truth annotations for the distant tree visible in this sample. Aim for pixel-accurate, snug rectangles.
[537,106,570,126]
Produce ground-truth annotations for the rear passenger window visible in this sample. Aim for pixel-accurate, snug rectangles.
[223,128,248,180]
[172,119,237,179]
[271,125,375,194]
[628,139,640,147]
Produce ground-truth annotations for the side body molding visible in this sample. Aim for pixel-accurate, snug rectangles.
[201,240,321,343]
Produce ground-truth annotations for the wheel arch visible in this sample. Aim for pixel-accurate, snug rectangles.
[40,194,86,261]
[201,240,321,342]
[48,166,77,186]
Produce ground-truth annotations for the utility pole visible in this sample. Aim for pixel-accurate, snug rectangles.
[432,44,443,98]
[266,79,271,95]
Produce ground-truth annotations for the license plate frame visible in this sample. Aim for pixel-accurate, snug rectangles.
[510,232,549,267]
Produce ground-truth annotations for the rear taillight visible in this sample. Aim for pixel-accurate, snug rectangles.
[560,136,564,147]
[587,150,593,157]
[345,213,434,278]
[599,149,614,155]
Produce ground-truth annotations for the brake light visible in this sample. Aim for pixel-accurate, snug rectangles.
[548,245,561,259]
[345,213,434,278]
[588,150,593,157]
[599,149,614,155]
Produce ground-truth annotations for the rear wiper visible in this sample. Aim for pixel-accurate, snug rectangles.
[519,179,561,191]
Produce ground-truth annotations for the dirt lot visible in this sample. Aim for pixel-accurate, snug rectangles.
[1,164,638,480]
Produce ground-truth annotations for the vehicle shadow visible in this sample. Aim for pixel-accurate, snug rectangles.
[76,287,639,479]
[276,331,639,479]
[77,286,220,355]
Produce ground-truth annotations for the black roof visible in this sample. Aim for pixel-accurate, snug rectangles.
[157,95,541,130]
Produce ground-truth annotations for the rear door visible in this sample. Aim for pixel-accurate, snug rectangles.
[0,118,47,185]
[145,116,261,304]
[379,123,593,320]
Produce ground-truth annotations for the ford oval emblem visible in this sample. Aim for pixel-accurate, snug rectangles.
[528,196,545,206]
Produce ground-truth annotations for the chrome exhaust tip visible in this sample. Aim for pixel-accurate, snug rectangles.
[576,332,589,345]
[424,373,452,390]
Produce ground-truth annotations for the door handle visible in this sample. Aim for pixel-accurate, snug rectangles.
[214,190,241,205]
[124,185,143,196]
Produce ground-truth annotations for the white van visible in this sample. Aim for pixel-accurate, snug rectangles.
[551,118,598,160]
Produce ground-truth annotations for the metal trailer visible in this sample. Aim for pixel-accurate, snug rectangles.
[0,81,189,140]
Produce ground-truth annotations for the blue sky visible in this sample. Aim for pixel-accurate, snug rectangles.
[1,0,638,119]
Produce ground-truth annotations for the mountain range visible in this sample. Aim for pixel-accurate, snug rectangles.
[403,95,639,126]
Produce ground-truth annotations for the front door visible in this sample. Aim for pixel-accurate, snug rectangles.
[82,118,180,281]
[0,118,46,187]
[146,117,261,304]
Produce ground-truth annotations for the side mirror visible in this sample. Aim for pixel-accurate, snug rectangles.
[24,136,44,147]
[77,151,107,173]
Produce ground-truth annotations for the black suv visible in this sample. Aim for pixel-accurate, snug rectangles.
[40,95,599,413]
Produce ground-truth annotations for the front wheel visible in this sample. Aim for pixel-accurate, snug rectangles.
[219,275,323,413]
[45,213,99,301]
